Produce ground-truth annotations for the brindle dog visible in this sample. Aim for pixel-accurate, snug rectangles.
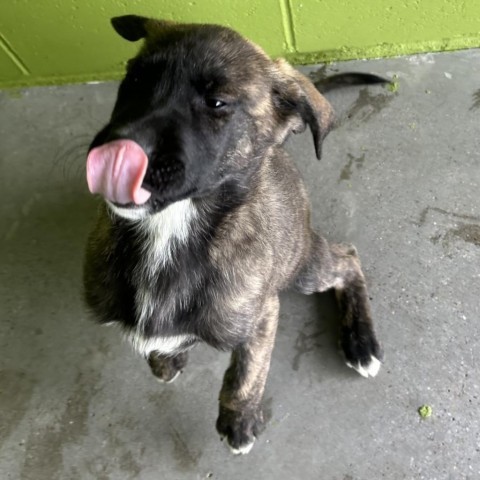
[83,15,383,455]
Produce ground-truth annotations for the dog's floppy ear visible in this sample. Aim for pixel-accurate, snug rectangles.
[272,59,334,160]
[111,15,175,42]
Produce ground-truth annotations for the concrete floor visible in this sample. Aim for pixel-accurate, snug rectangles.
[1,49,479,480]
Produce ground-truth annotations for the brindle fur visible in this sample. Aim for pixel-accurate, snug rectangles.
[83,15,383,454]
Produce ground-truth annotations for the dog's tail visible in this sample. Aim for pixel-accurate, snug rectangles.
[314,73,390,93]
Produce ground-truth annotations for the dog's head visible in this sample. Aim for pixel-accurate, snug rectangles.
[87,15,334,214]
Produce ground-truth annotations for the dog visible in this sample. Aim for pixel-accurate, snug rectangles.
[83,15,383,455]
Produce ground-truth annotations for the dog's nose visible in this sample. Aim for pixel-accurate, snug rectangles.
[142,153,186,195]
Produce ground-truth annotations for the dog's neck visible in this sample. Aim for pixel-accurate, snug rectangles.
[107,198,197,264]
[104,177,251,261]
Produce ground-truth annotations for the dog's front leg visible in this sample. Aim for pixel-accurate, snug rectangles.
[216,295,279,455]
[295,233,383,377]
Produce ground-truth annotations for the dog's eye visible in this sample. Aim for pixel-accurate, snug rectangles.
[205,98,227,109]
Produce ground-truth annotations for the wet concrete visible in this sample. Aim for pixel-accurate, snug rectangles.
[1,49,479,479]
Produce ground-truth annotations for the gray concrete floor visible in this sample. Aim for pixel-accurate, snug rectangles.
[1,49,479,480]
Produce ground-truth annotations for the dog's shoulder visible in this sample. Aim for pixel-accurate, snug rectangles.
[206,148,311,291]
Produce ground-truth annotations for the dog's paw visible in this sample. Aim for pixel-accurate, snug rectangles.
[147,351,188,383]
[216,405,264,455]
[340,325,383,378]
[345,355,382,378]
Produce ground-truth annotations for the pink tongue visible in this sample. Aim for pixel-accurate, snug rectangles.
[86,139,151,205]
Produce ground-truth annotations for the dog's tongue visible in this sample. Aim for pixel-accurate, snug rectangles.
[86,139,151,205]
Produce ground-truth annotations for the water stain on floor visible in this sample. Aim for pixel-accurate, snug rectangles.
[416,206,480,227]
[0,370,35,448]
[292,320,327,371]
[20,369,101,480]
[343,87,396,124]
[432,223,480,248]
[470,89,480,111]
[170,425,202,471]
[339,153,365,182]
[416,207,480,249]
[449,224,480,246]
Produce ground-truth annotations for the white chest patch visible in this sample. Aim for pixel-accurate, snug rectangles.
[108,199,198,332]
[108,198,197,269]
[134,198,197,273]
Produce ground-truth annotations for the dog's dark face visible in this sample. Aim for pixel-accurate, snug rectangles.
[87,15,334,213]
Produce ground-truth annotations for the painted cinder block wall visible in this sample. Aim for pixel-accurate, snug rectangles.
[0,0,479,88]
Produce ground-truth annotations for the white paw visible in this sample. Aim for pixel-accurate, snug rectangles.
[229,439,255,455]
[346,355,381,378]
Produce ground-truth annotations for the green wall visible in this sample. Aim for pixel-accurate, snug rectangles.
[1,0,479,88]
